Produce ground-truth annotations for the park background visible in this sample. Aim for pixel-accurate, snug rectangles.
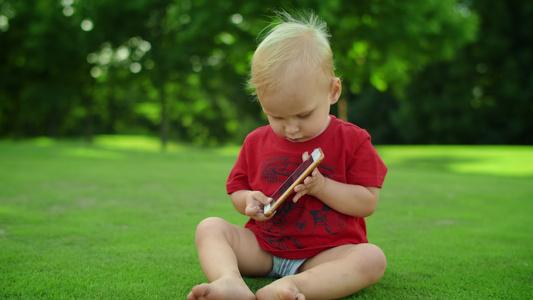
[1,0,531,147]
[1,0,532,299]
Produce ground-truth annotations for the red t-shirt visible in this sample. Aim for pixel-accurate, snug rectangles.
[226,115,387,259]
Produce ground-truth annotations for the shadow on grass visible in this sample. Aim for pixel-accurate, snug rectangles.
[243,276,379,299]
[392,155,475,171]
[243,277,275,293]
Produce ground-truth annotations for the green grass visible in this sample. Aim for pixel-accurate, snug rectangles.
[1,137,532,299]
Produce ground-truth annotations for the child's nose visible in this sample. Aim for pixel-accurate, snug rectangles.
[285,120,299,134]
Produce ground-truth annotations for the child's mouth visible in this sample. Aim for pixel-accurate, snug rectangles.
[286,137,305,143]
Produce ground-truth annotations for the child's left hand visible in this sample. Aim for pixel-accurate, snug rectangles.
[293,151,326,202]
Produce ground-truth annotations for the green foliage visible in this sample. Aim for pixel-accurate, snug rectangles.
[394,1,533,144]
[351,0,532,145]
[329,0,479,96]
[0,0,530,145]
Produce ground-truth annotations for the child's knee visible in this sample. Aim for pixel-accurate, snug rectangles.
[195,217,249,253]
[359,244,387,282]
[195,217,234,243]
[196,217,225,235]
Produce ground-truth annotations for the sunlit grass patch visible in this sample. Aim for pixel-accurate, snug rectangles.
[377,145,533,177]
[60,147,124,159]
[93,135,183,152]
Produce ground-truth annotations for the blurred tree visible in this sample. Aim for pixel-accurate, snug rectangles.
[0,1,88,139]
[325,0,478,94]
[80,0,268,148]
[394,0,533,144]
[2,0,529,145]
[320,0,479,144]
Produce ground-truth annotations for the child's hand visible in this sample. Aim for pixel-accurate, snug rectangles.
[244,191,275,221]
[293,151,326,202]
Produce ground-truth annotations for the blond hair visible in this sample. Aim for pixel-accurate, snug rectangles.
[248,11,335,97]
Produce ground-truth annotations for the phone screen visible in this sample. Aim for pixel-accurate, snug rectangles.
[263,148,324,216]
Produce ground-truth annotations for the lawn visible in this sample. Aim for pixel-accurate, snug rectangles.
[1,137,532,299]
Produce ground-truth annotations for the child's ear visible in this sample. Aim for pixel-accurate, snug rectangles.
[328,78,342,105]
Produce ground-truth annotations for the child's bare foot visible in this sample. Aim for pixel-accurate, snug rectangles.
[187,276,255,300]
[255,278,305,300]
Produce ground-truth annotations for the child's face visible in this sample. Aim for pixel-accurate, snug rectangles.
[258,73,341,143]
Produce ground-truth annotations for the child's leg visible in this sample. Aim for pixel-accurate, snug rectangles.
[256,243,386,300]
[187,217,273,300]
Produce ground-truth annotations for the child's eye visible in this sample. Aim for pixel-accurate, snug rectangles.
[298,113,311,119]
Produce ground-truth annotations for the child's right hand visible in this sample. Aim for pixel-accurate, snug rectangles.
[244,191,275,221]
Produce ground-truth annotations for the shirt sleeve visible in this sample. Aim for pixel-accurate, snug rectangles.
[346,130,388,188]
[226,140,252,194]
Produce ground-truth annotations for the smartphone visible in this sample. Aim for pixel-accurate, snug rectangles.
[263,148,325,217]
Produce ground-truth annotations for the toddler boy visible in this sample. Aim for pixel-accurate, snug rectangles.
[188,11,387,300]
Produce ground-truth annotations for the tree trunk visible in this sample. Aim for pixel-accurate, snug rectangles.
[158,84,168,152]
[83,93,94,145]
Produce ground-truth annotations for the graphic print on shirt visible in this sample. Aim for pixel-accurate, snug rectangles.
[261,156,335,183]
[257,200,348,250]
[260,156,345,251]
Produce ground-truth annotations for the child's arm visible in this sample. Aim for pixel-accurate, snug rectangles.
[230,190,275,221]
[293,153,380,218]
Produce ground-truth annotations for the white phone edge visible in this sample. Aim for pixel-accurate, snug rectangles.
[263,148,322,214]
